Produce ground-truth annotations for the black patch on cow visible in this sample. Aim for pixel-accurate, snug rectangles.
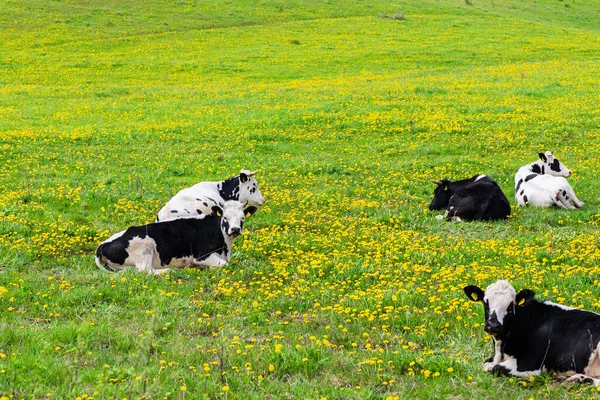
[491,365,511,376]
[515,179,523,193]
[524,174,537,182]
[184,209,190,213]
[221,219,230,235]
[196,209,202,215]
[219,176,241,201]
[520,190,524,196]
[171,210,178,213]
[562,190,567,196]
[551,158,561,172]
[531,164,542,174]
[203,202,208,207]
[541,165,545,175]
[523,195,528,205]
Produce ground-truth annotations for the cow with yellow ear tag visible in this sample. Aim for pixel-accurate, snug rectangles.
[464,279,600,385]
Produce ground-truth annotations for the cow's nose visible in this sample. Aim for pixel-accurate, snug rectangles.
[229,227,241,236]
[485,320,501,334]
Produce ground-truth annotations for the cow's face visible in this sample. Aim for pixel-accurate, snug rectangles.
[429,179,452,210]
[239,170,265,207]
[464,280,534,338]
[212,201,258,239]
[538,151,571,177]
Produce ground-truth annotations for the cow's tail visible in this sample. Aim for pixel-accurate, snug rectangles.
[95,244,117,273]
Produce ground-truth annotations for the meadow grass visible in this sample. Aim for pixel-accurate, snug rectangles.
[1,0,600,398]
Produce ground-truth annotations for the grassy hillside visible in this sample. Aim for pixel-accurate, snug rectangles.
[1,0,600,398]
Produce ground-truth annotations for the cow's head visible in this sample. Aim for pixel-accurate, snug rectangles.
[212,200,258,239]
[429,179,453,210]
[464,280,534,338]
[238,169,265,207]
[538,151,571,177]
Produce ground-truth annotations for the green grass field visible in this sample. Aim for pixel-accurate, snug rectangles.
[1,0,600,398]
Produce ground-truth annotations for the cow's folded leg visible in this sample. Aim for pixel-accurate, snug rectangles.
[195,253,227,269]
[564,374,600,385]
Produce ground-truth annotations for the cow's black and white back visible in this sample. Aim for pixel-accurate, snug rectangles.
[429,174,510,221]
[157,169,265,222]
[464,280,600,384]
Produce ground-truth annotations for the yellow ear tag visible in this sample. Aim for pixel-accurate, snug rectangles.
[471,293,478,301]
[518,298,525,306]
[216,211,222,217]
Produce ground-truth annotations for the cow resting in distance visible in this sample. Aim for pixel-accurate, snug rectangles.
[157,169,265,221]
[515,151,583,209]
[429,174,511,221]
[96,200,257,274]
[464,280,600,384]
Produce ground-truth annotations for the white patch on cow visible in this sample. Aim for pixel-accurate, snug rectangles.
[475,174,487,182]
[196,253,227,269]
[484,280,516,324]
[484,338,505,371]
[123,236,162,273]
[543,301,575,311]
[496,356,543,378]
[584,342,600,379]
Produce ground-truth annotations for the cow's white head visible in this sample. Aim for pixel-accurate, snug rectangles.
[212,200,258,240]
[537,151,571,177]
[464,280,534,337]
[238,169,265,207]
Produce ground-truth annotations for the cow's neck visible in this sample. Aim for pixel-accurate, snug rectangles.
[219,176,240,201]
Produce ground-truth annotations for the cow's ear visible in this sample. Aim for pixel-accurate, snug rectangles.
[464,285,484,302]
[240,172,248,183]
[516,289,534,307]
[539,153,547,163]
[244,206,258,217]
[211,206,223,217]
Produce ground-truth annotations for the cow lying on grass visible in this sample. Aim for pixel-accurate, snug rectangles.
[515,151,583,209]
[464,280,600,384]
[96,201,257,274]
[157,169,265,221]
[429,174,511,221]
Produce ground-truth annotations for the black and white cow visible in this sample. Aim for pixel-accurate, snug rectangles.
[96,201,257,274]
[514,151,583,209]
[429,174,511,221]
[157,169,265,221]
[464,280,600,384]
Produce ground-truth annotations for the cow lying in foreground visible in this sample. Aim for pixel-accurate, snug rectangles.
[157,169,265,221]
[464,280,600,384]
[515,151,583,209]
[96,201,257,274]
[429,174,511,221]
